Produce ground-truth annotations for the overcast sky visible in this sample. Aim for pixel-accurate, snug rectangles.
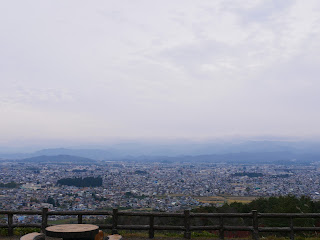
[1,0,320,147]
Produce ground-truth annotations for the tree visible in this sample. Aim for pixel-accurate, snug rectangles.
[47,197,56,207]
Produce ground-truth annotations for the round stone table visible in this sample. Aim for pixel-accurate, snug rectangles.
[46,224,99,240]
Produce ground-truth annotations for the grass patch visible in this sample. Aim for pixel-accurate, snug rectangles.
[0,229,8,236]
[196,195,257,204]
[0,227,40,237]
[48,218,77,224]
[13,228,40,236]
[116,230,218,238]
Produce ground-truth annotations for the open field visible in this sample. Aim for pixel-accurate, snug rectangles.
[196,195,257,204]
[155,194,257,205]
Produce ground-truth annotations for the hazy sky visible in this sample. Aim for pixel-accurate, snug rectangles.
[1,0,320,146]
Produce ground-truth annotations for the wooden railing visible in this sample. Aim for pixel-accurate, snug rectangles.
[1,208,320,239]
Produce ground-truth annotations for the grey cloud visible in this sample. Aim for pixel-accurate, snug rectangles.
[1,0,320,144]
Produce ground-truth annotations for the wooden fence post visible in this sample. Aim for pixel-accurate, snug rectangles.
[184,210,191,239]
[112,209,118,234]
[41,208,48,233]
[290,217,294,240]
[149,215,154,239]
[252,210,259,240]
[78,214,83,224]
[8,213,13,236]
[219,216,224,240]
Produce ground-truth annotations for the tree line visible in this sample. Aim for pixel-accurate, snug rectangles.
[192,195,320,230]
[57,177,102,187]
[0,181,20,188]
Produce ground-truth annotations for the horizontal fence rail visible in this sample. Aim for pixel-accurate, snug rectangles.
[2,209,320,239]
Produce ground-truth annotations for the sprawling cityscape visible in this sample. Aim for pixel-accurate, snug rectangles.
[1,159,320,217]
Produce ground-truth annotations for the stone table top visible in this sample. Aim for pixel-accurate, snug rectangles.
[46,224,99,239]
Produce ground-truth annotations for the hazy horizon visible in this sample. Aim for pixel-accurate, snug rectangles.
[1,136,320,155]
[1,1,320,147]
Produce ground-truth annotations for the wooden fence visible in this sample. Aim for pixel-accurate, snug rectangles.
[1,208,320,239]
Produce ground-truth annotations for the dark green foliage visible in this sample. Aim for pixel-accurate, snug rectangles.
[14,227,41,236]
[124,192,146,199]
[30,197,39,203]
[125,192,133,197]
[57,177,102,187]
[47,197,56,206]
[194,195,317,215]
[0,181,20,188]
[0,227,40,236]
[247,195,313,214]
[233,172,264,177]
[134,170,148,175]
[72,169,87,172]
[193,195,320,229]
[0,228,8,236]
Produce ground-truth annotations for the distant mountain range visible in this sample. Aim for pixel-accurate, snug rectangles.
[6,151,320,165]
[20,155,97,164]
[136,151,320,165]
[1,140,320,164]
[0,148,117,160]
